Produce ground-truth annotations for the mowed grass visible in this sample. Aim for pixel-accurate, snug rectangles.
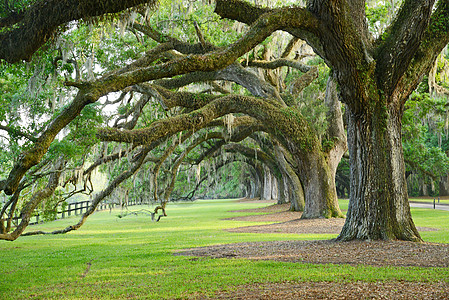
[1,199,448,299]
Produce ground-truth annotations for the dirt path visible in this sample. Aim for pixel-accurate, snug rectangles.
[225,203,437,235]
[177,201,449,299]
[192,281,449,299]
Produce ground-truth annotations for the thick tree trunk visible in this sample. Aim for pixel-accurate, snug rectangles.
[274,144,305,211]
[262,165,272,200]
[298,152,343,219]
[295,77,344,218]
[287,175,305,211]
[277,175,288,204]
[248,162,263,199]
[338,102,422,241]
[271,174,278,201]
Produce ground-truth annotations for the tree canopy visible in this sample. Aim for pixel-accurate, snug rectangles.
[0,0,448,241]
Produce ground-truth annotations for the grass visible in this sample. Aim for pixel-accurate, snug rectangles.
[1,199,448,299]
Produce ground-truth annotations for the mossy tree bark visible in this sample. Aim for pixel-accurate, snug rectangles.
[339,98,420,240]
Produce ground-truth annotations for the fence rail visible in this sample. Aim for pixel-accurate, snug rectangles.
[11,199,151,226]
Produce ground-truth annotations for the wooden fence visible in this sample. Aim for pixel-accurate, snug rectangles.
[11,199,151,226]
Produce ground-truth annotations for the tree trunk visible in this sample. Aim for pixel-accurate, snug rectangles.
[294,77,344,218]
[271,174,278,201]
[337,102,422,241]
[277,175,288,204]
[274,144,305,211]
[298,152,343,219]
[439,174,449,196]
[262,165,272,200]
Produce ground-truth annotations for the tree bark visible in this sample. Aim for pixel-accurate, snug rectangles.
[338,101,421,241]
[297,151,343,219]
[273,143,305,211]
[439,174,449,196]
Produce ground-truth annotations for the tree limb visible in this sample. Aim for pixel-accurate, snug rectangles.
[0,125,38,142]
[398,0,449,104]
[0,159,65,241]
[0,0,159,63]
[22,145,153,237]
[92,6,319,97]
[376,0,436,96]
[246,58,311,73]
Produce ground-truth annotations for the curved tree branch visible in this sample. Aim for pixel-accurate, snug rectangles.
[246,58,311,73]
[92,6,319,97]
[0,158,65,241]
[22,145,152,237]
[376,0,436,96]
[0,125,38,142]
[0,0,158,63]
[397,0,449,103]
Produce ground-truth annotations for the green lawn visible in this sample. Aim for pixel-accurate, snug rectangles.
[1,199,448,299]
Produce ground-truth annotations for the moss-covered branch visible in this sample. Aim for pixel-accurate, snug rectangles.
[376,0,436,96]
[97,93,319,162]
[0,0,158,63]
[92,6,319,97]
[22,145,152,237]
[398,0,449,103]
[0,159,65,241]
[246,58,311,73]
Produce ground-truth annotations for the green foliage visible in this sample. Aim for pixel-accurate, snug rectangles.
[48,103,103,158]
[0,0,35,18]
[295,61,330,140]
[151,0,242,47]
[366,2,390,35]
[365,0,403,36]
[38,189,66,222]
[403,91,449,195]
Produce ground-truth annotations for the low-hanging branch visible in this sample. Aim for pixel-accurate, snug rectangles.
[97,91,320,164]
[22,145,153,237]
[179,155,244,201]
[160,121,264,202]
[245,58,311,73]
[151,131,193,202]
[0,159,65,241]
